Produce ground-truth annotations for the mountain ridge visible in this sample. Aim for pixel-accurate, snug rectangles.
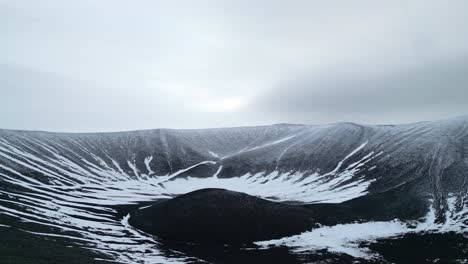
[0,115,467,262]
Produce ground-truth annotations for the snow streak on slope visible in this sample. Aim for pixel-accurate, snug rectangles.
[0,170,186,263]
[161,142,376,204]
[256,198,468,259]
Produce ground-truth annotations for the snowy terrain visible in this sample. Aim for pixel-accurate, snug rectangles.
[0,116,467,263]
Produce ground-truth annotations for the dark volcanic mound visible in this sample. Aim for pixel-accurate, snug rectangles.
[129,188,314,244]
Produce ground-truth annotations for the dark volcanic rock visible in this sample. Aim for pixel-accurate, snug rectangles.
[129,188,314,244]
[364,232,468,264]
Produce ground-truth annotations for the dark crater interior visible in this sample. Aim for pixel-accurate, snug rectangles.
[129,188,315,244]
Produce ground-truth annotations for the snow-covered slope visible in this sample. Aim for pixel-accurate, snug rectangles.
[0,116,467,263]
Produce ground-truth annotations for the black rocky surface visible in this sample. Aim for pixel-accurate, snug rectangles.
[129,188,314,244]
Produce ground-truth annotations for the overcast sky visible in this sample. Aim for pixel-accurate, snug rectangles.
[1,0,468,132]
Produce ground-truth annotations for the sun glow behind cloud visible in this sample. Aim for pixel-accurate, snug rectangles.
[153,80,247,112]
[194,97,247,112]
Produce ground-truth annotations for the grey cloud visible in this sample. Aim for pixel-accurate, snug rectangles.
[1,0,468,130]
[252,57,468,124]
[0,64,194,132]
[0,64,272,132]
